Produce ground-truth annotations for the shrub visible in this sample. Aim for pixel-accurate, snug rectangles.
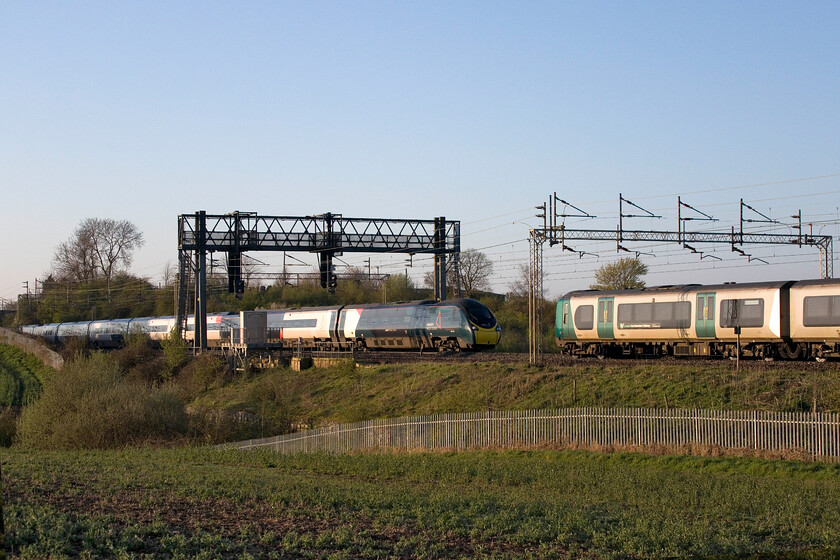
[59,336,90,361]
[175,354,232,398]
[112,342,169,385]
[160,328,190,376]
[16,352,188,449]
[123,325,150,349]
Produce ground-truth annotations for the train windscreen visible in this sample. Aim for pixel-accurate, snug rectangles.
[463,300,496,329]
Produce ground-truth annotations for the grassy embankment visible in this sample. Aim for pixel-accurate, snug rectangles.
[0,343,53,446]
[0,344,51,407]
[196,359,840,433]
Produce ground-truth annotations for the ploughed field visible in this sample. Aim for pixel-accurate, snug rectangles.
[4,447,840,559]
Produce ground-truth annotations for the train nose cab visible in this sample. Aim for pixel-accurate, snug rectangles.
[461,299,501,348]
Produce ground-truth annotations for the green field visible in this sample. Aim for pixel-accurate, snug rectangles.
[3,446,840,559]
[5,346,840,558]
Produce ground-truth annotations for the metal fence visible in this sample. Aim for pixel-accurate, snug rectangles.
[223,408,840,462]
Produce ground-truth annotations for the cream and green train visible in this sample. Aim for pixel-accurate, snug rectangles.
[555,278,840,360]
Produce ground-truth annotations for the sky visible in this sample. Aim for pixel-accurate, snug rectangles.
[2,1,839,305]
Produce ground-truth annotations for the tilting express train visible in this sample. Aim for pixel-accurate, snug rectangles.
[556,278,840,360]
[20,298,501,352]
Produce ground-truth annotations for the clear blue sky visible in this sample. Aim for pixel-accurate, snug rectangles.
[2,1,839,303]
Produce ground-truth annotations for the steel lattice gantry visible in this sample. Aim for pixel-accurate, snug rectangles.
[553,227,833,278]
[527,226,833,364]
[177,211,460,349]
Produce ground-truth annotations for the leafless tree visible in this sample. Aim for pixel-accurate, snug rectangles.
[423,248,494,296]
[457,249,494,294]
[161,261,175,287]
[507,264,530,299]
[53,218,145,284]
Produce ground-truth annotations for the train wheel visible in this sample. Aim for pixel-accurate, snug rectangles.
[782,342,804,360]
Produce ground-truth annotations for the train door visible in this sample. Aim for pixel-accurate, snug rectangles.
[597,297,614,339]
[409,306,428,349]
[696,292,716,338]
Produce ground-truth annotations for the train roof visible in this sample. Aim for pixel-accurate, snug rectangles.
[559,280,798,299]
[264,299,486,313]
[789,278,840,288]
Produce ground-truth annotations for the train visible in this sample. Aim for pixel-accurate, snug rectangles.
[555,278,840,361]
[20,298,501,352]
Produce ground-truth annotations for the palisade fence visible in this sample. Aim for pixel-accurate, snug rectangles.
[221,408,840,462]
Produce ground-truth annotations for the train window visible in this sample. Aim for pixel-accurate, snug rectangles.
[463,300,496,329]
[695,300,715,321]
[574,305,594,330]
[439,307,461,328]
[617,302,691,329]
[276,319,318,328]
[803,295,840,326]
[719,299,764,328]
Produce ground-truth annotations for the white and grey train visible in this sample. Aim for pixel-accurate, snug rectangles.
[555,278,840,360]
[20,298,501,352]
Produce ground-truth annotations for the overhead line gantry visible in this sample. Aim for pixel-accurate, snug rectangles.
[178,211,460,350]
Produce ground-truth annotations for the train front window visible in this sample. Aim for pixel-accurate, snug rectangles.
[463,301,496,329]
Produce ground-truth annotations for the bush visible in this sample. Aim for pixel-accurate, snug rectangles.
[112,341,164,382]
[160,328,190,376]
[59,336,90,361]
[16,353,188,449]
[175,354,232,398]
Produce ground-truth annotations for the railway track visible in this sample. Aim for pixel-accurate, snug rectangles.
[353,350,839,370]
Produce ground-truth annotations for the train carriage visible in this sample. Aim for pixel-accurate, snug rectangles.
[557,281,793,359]
[55,321,91,344]
[789,278,840,360]
[88,318,133,348]
[339,299,500,351]
[266,307,339,348]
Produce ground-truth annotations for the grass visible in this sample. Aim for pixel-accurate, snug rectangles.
[0,344,52,406]
[192,360,840,433]
[5,349,840,557]
[4,446,840,559]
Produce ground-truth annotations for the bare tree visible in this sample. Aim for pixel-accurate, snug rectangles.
[161,261,175,287]
[507,264,530,299]
[53,218,145,284]
[423,249,494,296]
[457,249,494,294]
[590,257,648,290]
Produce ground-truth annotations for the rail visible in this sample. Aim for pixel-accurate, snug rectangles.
[221,408,840,462]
